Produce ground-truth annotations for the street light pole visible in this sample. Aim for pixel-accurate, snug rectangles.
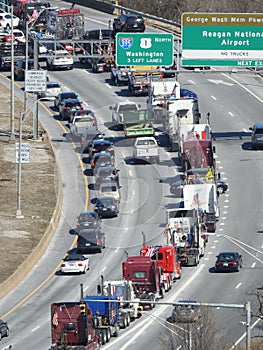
[16,111,23,218]
[10,4,15,140]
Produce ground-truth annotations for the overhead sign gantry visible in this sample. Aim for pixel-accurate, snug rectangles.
[181,13,263,67]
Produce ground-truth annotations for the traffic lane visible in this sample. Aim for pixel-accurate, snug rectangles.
[178,71,263,133]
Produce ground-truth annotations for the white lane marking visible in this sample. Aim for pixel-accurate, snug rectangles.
[188,79,195,84]
[220,223,225,226]
[106,84,112,89]
[224,205,229,208]
[251,262,256,268]
[231,317,262,349]
[101,266,107,272]
[223,211,228,214]
[221,72,263,104]
[32,326,40,332]
[204,257,210,260]
[104,264,205,350]
[235,283,242,289]
[219,228,224,231]
[211,95,217,100]
[211,246,216,249]
[208,251,213,255]
[224,199,229,203]
[214,240,219,243]
[228,111,234,117]
[129,169,132,177]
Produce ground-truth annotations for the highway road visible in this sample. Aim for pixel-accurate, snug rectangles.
[0,1,262,349]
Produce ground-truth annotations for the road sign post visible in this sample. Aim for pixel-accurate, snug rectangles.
[182,13,263,67]
[116,33,174,66]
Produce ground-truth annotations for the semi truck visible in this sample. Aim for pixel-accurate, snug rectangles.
[166,208,206,266]
[147,79,181,122]
[0,41,25,71]
[98,278,143,324]
[50,302,99,350]
[122,255,163,309]
[182,138,215,171]
[128,66,160,95]
[140,244,182,292]
[183,183,219,233]
[163,98,201,151]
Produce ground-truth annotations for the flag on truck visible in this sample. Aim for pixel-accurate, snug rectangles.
[205,166,214,179]
[52,310,58,327]
[140,73,148,91]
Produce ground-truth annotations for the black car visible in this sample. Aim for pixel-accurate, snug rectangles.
[77,228,105,253]
[215,252,243,272]
[59,98,83,121]
[94,196,119,218]
[76,211,101,234]
[0,319,9,340]
[81,129,103,153]
[90,151,115,175]
[88,139,115,159]
[217,180,228,195]
[54,91,78,109]
[113,14,146,34]
[94,166,120,188]
[14,58,34,81]
[249,123,263,150]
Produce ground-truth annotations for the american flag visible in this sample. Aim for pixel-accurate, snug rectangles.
[110,309,117,325]
[52,310,58,327]
[140,73,148,90]
[193,193,201,206]
[163,224,169,237]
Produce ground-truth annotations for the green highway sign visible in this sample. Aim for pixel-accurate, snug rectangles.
[116,33,174,67]
[182,13,263,67]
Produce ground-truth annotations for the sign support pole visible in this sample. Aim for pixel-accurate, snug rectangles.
[16,112,23,218]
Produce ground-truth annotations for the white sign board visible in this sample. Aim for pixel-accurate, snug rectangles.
[25,70,47,93]
[15,143,30,163]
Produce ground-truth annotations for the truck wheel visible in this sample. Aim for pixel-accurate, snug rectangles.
[115,77,119,86]
[101,330,107,345]
[126,313,130,326]
[122,316,127,329]
[105,328,111,342]
[113,325,120,337]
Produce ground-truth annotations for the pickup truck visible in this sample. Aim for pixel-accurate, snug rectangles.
[133,137,160,164]
[110,65,131,86]
[69,116,97,140]
[109,102,141,130]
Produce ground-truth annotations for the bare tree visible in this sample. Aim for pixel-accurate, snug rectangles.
[160,306,232,350]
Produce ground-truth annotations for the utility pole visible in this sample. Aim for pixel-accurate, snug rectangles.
[10,4,15,140]
[32,37,39,139]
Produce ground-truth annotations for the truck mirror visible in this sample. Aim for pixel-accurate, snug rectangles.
[213,146,216,153]
[217,173,221,180]
[97,285,102,294]
[109,106,113,110]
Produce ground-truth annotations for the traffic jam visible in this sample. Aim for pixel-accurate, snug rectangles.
[2,1,254,349]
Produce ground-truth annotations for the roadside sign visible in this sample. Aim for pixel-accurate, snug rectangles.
[15,143,30,164]
[116,33,174,66]
[25,70,47,92]
[181,13,263,67]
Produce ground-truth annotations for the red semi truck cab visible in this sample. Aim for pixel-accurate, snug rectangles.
[122,256,161,295]
[182,139,214,171]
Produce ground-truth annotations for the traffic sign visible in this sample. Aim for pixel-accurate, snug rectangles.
[116,33,174,67]
[25,70,47,93]
[181,13,263,67]
[15,143,30,164]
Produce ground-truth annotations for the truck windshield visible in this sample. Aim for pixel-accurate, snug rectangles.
[133,271,146,279]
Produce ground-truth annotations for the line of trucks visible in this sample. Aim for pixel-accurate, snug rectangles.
[49,80,221,349]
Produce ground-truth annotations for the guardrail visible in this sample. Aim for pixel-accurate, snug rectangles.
[64,0,181,36]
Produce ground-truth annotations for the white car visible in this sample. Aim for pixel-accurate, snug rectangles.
[98,181,121,202]
[0,13,20,29]
[12,29,26,43]
[47,50,74,70]
[39,81,63,100]
[60,254,90,274]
